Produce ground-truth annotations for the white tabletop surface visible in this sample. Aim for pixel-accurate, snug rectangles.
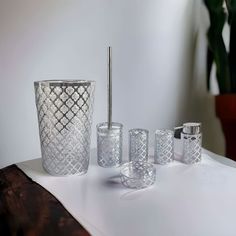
[17,148,236,236]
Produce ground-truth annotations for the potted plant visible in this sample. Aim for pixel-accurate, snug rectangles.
[204,0,236,160]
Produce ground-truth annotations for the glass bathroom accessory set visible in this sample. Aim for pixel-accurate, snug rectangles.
[34,47,202,190]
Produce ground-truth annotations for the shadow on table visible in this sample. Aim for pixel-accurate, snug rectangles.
[101,172,157,201]
[102,174,123,189]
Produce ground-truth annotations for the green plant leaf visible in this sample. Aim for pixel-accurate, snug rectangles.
[226,0,236,92]
[204,0,231,93]
[226,0,236,23]
[204,0,225,12]
[206,48,214,91]
[229,18,236,92]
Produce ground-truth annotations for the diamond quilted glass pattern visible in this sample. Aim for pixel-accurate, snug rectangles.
[120,162,156,189]
[129,129,149,163]
[97,122,123,168]
[154,130,174,165]
[35,80,95,176]
[182,133,202,164]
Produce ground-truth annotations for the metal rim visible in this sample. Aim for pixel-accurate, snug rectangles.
[155,129,173,136]
[96,122,123,133]
[34,80,96,87]
[129,128,149,135]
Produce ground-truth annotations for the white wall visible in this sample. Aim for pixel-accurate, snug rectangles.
[0,0,221,168]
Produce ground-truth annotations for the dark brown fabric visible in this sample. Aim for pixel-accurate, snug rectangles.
[0,165,90,236]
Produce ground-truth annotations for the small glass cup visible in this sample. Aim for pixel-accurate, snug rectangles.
[97,122,123,168]
[154,129,174,165]
[120,161,156,189]
[129,129,149,163]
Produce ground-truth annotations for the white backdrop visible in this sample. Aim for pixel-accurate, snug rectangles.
[0,0,224,168]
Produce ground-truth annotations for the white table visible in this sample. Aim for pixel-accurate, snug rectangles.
[17,148,236,236]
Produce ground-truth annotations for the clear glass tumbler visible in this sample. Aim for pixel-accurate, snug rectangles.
[129,129,149,163]
[154,129,174,164]
[34,80,95,176]
[97,122,123,167]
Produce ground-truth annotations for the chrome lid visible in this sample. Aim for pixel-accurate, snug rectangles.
[183,122,201,135]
